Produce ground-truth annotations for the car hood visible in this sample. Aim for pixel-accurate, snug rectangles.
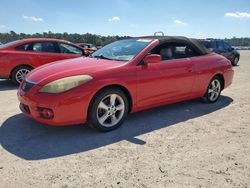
[26,57,124,85]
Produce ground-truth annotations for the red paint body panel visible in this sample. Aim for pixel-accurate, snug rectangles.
[17,39,234,126]
[0,38,85,78]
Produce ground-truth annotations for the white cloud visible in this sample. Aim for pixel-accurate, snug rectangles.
[108,16,120,22]
[225,12,250,18]
[23,15,44,22]
[174,19,187,26]
[0,25,6,28]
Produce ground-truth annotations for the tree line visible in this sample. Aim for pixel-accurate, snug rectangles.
[0,31,250,47]
[0,31,130,46]
[225,37,250,47]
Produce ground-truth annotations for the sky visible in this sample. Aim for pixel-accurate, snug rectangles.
[0,0,250,38]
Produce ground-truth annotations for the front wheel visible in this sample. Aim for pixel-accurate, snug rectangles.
[11,66,32,85]
[88,88,129,131]
[203,76,222,103]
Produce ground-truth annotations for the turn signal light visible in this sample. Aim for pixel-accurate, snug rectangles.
[37,107,54,119]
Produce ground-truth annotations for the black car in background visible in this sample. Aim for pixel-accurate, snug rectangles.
[201,39,240,66]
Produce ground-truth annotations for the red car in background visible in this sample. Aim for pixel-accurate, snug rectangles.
[17,36,234,131]
[0,38,85,84]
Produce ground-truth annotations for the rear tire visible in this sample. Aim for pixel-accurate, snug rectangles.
[232,56,239,66]
[11,66,32,85]
[203,76,222,103]
[88,88,129,132]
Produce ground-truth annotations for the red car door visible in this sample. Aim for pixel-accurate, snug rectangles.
[26,42,83,68]
[136,58,194,109]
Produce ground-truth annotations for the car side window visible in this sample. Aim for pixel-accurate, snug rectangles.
[223,42,232,51]
[42,42,58,53]
[151,42,200,61]
[17,42,58,53]
[216,41,225,51]
[33,43,42,52]
[59,43,83,55]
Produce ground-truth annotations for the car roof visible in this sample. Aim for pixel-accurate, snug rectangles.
[133,36,209,55]
[200,38,224,42]
[20,38,72,43]
[0,38,85,51]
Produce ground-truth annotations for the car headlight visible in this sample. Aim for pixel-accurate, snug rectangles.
[39,75,93,94]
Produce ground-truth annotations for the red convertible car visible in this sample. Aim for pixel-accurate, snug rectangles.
[17,36,234,131]
[0,38,85,84]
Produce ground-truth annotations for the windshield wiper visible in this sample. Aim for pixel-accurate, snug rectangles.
[92,55,112,60]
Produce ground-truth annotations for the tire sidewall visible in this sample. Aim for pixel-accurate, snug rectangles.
[88,88,129,131]
[232,56,239,66]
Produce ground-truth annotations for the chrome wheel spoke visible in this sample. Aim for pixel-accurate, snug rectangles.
[99,113,109,124]
[208,89,214,93]
[110,94,117,106]
[210,92,215,100]
[211,81,216,88]
[98,101,109,111]
[116,104,124,111]
[111,115,118,125]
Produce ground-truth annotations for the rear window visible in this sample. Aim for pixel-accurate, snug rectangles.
[0,40,21,49]
[16,43,29,51]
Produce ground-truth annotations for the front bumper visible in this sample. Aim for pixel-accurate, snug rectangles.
[17,86,93,126]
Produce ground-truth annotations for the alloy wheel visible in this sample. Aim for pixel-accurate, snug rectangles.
[15,69,30,83]
[96,94,125,127]
[208,79,221,102]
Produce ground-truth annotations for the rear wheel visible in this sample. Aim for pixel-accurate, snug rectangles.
[11,66,32,85]
[203,76,222,103]
[88,88,129,131]
[232,56,239,66]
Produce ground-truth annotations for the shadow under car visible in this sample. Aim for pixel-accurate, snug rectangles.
[0,79,18,91]
[0,96,233,160]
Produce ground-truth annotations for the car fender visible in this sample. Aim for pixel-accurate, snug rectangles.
[85,78,135,112]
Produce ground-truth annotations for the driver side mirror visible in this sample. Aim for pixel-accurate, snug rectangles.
[144,54,161,65]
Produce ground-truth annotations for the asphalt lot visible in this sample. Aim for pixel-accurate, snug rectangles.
[0,51,249,188]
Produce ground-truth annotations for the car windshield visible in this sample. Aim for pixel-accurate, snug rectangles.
[0,40,21,49]
[90,39,152,61]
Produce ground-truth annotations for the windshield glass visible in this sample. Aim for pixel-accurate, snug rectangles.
[91,39,152,61]
[0,40,21,49]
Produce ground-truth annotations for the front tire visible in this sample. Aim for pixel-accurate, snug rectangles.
[88,88,129,131]
[203,76,222,103]
[11,66,32,85]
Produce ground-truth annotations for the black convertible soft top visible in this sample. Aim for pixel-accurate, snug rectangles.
[133,36,210,55]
